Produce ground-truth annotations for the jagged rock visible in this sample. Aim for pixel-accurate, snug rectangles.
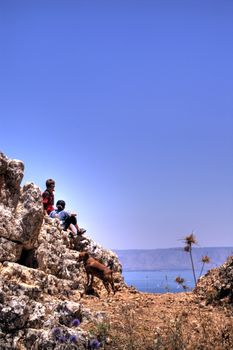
[0,296,30,331]
[34,216,124,291]
[0,152,126,349]
[0,153,44,256]
[22,328,88,350]
[56,301,84,326]
[0,237,22,262]
[0,153,24,209]
[28,302,46,328]
[15,182,44,248]
[0,262,79,298]
[194,256,233,304]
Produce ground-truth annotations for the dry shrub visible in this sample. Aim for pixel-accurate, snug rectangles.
[100,302,157,350]
[85,299,233,350]
[89,302,233,350]
[154,309,233,350]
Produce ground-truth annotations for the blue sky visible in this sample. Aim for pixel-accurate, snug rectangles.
[1,0,233,249]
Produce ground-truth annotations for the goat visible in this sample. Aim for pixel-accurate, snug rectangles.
[78,252,115,294]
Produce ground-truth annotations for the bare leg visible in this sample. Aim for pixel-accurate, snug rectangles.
[69,223,77,234]
[70,223,85,235]
[75,224,81,233]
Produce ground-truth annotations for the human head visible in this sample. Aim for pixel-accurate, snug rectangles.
[46,179,55,190]
[56,200,65,211]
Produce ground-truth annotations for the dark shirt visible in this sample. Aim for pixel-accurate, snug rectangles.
[42,189,54,214]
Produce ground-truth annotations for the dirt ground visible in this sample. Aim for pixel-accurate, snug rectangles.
[80,287,233,350]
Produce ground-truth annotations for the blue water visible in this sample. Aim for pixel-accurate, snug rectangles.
[122,270,200,293]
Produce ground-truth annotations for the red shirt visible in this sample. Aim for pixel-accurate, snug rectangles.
[42,189,54,214]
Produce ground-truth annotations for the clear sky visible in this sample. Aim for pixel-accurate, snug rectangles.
[1,0,232,249]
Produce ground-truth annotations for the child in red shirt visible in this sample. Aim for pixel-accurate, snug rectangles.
[42,179,55,215]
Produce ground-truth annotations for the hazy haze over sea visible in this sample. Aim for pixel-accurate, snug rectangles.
[115,247,233,271]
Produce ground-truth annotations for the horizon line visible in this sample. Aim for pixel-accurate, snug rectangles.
[113,246,233,251]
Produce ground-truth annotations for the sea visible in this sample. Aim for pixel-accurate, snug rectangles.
[122,269,205,293]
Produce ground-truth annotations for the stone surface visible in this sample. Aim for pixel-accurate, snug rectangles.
[0,296,30,331]
[0,237,22,262]
[0,153,24,209]
[194,256,233,304]
[0,152,126,349]
[0,153,44,254]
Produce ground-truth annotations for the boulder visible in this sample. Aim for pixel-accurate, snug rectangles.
[0,237,22,262]
[0,153,44,255]
[0,296,30,331]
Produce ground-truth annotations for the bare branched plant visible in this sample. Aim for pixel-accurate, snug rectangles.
[183,232,198,286]
[199,255,210,279]
[175,276,188,291]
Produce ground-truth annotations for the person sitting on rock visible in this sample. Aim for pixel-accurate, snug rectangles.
[50,200,86,236]
[42,179,55,215]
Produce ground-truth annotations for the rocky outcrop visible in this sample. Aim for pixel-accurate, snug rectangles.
[0,152,125,349]
[0,259,102,349]
[0,153,44,259]
[35,216,122,282]
[194,256,233,305]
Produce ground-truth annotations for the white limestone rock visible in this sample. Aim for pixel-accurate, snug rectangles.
[0,153,44,256]
[0,237,22,262]
[0,152,126,349]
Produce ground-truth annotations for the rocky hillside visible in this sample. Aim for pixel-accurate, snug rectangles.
[0,152,124,349]
[0,152,233,350]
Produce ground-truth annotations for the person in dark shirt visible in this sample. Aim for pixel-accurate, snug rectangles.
[42,179,55,215]
[50,200,86,235]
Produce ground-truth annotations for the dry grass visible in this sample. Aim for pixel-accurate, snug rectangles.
[82,291,233,350]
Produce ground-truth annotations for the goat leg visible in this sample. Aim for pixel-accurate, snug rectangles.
[90,274,94,288]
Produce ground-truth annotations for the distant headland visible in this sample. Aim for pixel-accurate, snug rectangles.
[115,247,233,271]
